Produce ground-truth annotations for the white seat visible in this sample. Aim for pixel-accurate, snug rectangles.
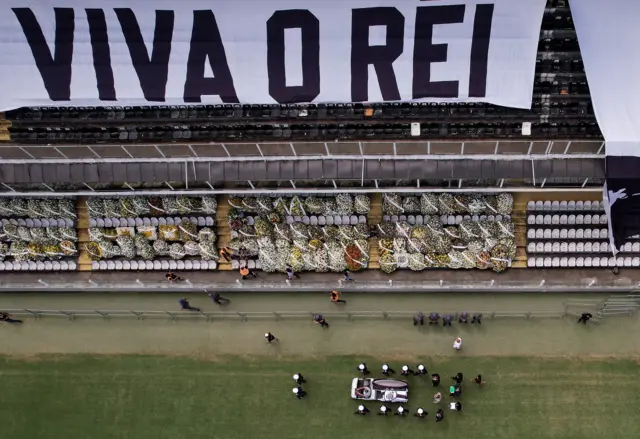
[551,229,559,239]
[624,242,633,252]
[158,218,167,225]
[247,260,256,269]
[153,261,162,270]
[383,215,391,223]
[107,261,115,270]
[350,215,358,225]
[592,257,600,267]
[568,215,576,225]
[568,242,576,252]
[127,218,136,227]
[528,258,536,267]
[535,215,544,225]
[608,257,616,267]
[206,217,215,226]
[115,261,123,270]
[584,257,592,267]
[616,257,624,266]
[185,260,193,270]
[568,229,576,239]
[633,257,640,267]
[325,216,334,225]
[527,242,536,253]
[576,229,584,239]
[584,201,592,210]
[560,257,568,267]
[455,215,463,224]
[552,242,560,253]
[104,218,113,227]
[527,215,535,225]
[166,218,175,225]
[551,201,560,210]
[543,215,552,225]
[294,216,302,223]
[398,215,407,222]
[527,229,536,239]
[544,242,552,253]
[89,219,97,227]
[189,217,198,225]
[359,215,367,224]
[310,216,318,225]
[575,201,584,210]
[568,257,576,267]
[598,257,607,267]
[151,218,159,226]
[192,260,201,270]
[535,201,544,210]
[92,261,99,270]
[567,201,576,210]
[592,229,600,239]
[68,261,77,271]
[130,261,139,270]
[408,215,416,225]
[144,261,152,270]
[3,263,12,271]
[536,229,544,239]
[559,201,568,210]
[232,260,239,269]
[536,243,544,252]
[169,261,178,270]
[543,257,552,267]
[135,218,144,226]
[624,257,632,267]
[123,261,131,270]
[601,242,609,252]
[99,261,107,270]
[14,261,23,271]
[592,201,600,211]
[576,242,584,253]
[576,214,584,225]
[592,242,600,252]
[161,261,169,270]
[633,242,640,252]
[334,216,342,225]
[535,257,543,268]
[543,201,552,210]
[584,242,592,253]
[177,260,185,270]
[209,261,217,270]
[584,214,592,225]
[584,229,592,239]
[318,216,326,226]
[601,229,608,239]
[527,201,535,210]
[560,215,568,225]
[576,257,584,267]
[551,215,559,225]
[552,257,560,267]
[544,229,552,239]
[560,242,568,252]
[559,229,568,239]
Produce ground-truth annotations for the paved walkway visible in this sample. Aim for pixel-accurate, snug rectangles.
[1,268,638,292]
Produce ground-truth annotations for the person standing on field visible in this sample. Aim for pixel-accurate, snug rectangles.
[293,373,306,385]
[265,332,278,343]
[381,364,395,376]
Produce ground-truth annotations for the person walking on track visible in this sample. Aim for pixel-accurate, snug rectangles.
[0,312,22,324]
[577,312,593,324]
[208,292,230,305]
[313,314,329,328]
[178,298,200,312]
[285,265,300,281]
[330,290,347,304]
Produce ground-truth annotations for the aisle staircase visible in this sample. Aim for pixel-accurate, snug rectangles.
[368,193,382,269]
[512,193,529,268]
[216,195,233,271]
[76,197,93,271]
[0,113,10,142]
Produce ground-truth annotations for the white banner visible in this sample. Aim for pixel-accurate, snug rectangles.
[569,0,640,156]
[0,0,546,111]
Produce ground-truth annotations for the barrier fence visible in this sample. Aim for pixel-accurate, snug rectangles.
[3,308,574,322]
[2,277,640,292]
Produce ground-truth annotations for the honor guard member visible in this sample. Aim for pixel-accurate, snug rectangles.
[293,373,306,385]
[354,405,370,415]
[381,364,395,376]
[358,363,370,375]
[415,364,427,376]
[292,387,307,399]
[414,408,427,418]
[265,332,278,343]
[378,405,389,416]
[401,365,414,376]
[395,406,407,417]
[451,372,464,383]
[413,312,425,326]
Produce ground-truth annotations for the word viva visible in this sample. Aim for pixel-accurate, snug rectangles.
[13,4,495,104]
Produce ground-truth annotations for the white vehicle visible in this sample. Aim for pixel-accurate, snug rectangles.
[350,378,409,403]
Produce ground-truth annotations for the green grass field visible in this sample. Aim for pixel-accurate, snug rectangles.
[0,355,638,439]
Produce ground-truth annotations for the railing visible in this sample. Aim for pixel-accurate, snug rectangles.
[3,308,569,322]
[3,277,639,292]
